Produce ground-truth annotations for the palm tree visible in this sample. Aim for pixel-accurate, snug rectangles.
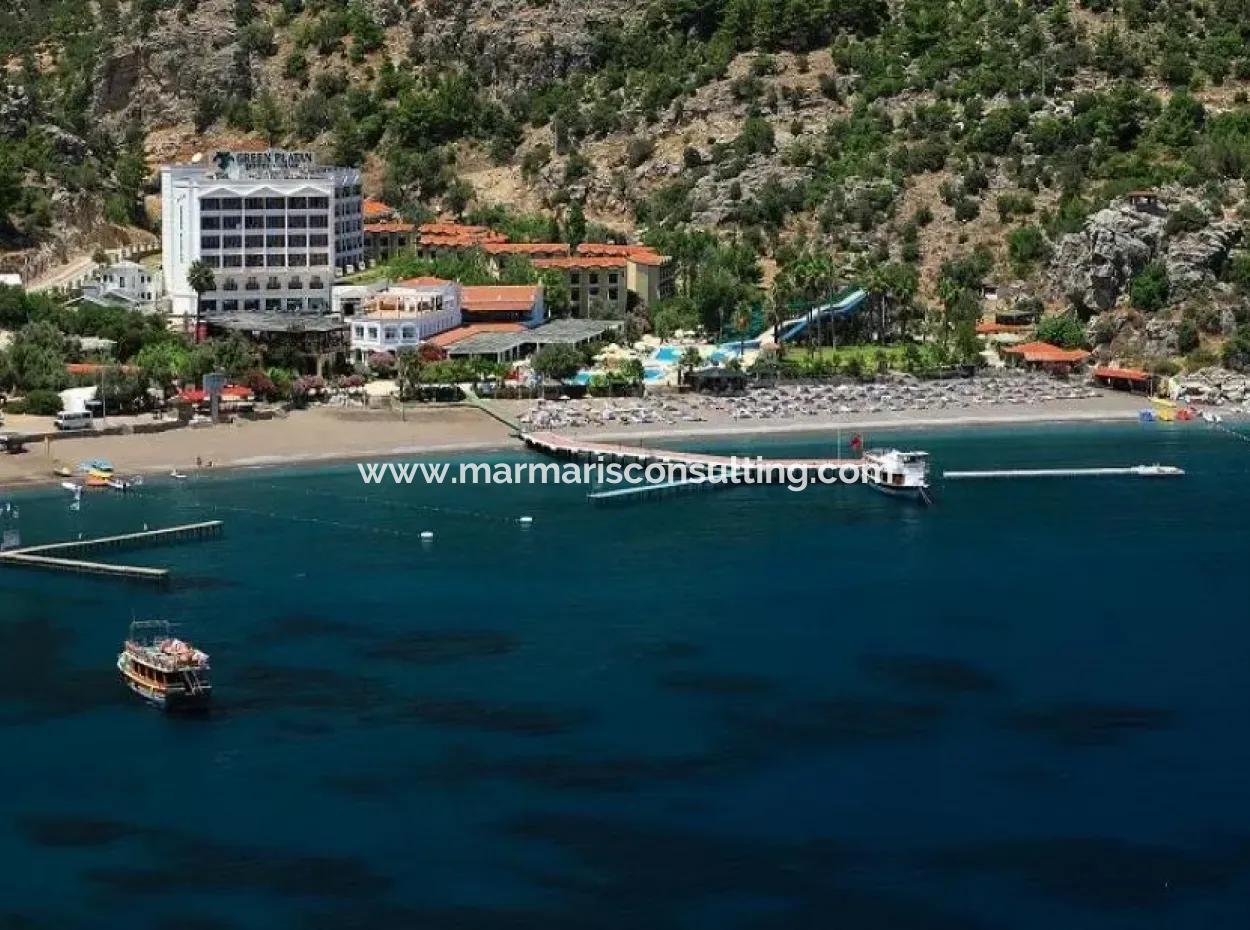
[733,305,751,358]
[186,259,215,343]
[679,346,702,386]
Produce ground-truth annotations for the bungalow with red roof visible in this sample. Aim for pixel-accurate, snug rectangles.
[1000,341,1091,375]
[532,255,629,316]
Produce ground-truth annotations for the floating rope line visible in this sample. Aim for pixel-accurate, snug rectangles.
[1207,420,1250,447]
[237,480,522,525]
[189,501,435,541]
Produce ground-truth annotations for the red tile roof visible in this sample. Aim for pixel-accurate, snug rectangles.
[1001,341,1091,363]
[533,256,628,270]
[425,323,528,348]
[482,242,571,256]
[363,197,395,220]
[575,243,670,265]
[461,284,542,314]
[1093,366,1152,382]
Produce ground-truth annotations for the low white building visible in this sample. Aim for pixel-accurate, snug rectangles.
[80,261,166,311]
[349,277,461,361]
[0,273,22,289]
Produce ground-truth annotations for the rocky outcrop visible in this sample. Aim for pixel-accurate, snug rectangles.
[689,156,813,227]
[1176,367,1250,405]
[1090,308,1179,359]
[1165,221,1242,297]
[1050,204,1165,311]
[0,84,33,137]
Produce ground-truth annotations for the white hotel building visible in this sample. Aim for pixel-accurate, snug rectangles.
[160,150,363,330]
[348,278,462,362]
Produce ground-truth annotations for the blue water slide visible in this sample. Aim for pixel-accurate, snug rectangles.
[778,288,868,343]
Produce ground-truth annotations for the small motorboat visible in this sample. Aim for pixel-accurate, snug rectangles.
[53,466,74,478]
[170,470,188,480]
[60,481,81,495]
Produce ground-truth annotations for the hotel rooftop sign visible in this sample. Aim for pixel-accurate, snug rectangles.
[210,149,323,179]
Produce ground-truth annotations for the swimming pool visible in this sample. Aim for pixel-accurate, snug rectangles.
[644,366,667,382]
[651,346,682,363]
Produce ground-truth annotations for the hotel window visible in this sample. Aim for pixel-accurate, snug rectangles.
[204,256,221,269]
[609,289,619,301]
[310,253,328,266]
[309,234,328,247]
[309,215,328,228]
[200,235,220,249]
[245,197,265,210]
[266,276,281,290]
[265,197,284,210]
[245,254,264,267]
[266,298,282,312]
[288,215,307,229]
[244,278,260,291]
[570,290,581,303]
[309,277,324,289]
[288,254,307,268]
[201,216,220,230]
[570,272,581,284]
[222,299,239,313]
[222,197,242,210]
[245,215,265,229]
[201,198,221,211]
[245,234,264,248]
[200,300,217,313]
[221,215,241,230]
[288,234,307,247]
[223,255,242,268]
[401,326,415,339]
[286,298,304,313]
[589,273,599,284]
[222,280,238,291]
[384,327,397,340]
[608,273,619,284]
[266,215,285,228]
[289,197,307,210]
[367,326,378,340]
[354,326,364,338]
[222,235,242,249]
[267,235,285,248]
[244,299,260,312]
[267,253,286,267]
[289,277,303,289]
[310,196,329,209]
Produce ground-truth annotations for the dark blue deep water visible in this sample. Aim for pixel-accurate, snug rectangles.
[1,422,1249,929]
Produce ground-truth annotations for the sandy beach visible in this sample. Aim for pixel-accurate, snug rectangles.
[0,390,1167,492]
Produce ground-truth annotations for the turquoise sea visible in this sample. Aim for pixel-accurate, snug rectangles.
[1,422,1249,929]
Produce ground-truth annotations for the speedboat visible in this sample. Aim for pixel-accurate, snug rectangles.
[169,470,188,480]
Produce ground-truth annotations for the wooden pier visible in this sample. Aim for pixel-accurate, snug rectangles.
[0,521,224,585]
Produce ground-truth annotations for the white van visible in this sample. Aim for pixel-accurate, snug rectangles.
[54,410,93,431]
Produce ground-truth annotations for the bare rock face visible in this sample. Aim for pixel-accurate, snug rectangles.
[689,156,812,227]
[1164,221,1242,297]
[1050,204,1165,311]
[0,83,33,137]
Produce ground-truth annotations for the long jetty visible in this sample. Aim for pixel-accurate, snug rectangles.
[943,466,1185,480]
[0,521,224,585]
[522,431,865,478]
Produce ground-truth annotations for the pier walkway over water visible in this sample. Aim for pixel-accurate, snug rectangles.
[0,521,223,585]
[522,432,868,479]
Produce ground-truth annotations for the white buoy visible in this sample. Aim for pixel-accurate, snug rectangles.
[518,516,534,524]
[420,531,435,540]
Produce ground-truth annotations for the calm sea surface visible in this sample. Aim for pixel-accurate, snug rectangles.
[1,422,1249,929]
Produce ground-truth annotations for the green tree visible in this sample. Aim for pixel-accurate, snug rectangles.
[186,260,216,336]
[1129,262,1170,312]
[565,201,587,248]
[1035,313,1087,349]
[531,343,583,381]
[8,320,69,391]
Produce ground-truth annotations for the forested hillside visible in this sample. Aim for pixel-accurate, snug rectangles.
[3,0,1250,368]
